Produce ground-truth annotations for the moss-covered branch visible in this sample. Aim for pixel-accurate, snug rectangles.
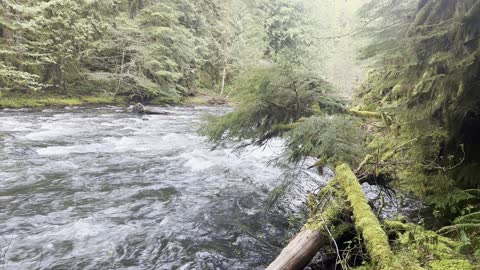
[350,109,383,119]
[349,109,393,125]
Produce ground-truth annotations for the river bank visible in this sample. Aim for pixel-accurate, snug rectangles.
[0,90,229,109]
[0,95,124,109]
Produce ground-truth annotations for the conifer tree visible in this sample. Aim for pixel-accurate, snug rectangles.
[356,0,480,216]
[202,0,364,166]
[0,0,113,93]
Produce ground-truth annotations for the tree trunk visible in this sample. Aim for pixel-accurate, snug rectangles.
[115,50,126,96]
[266,229,326,270]
[266,182,346,270]
[220,65,226,95]
[267,165,400,270]
[335,164,400,270]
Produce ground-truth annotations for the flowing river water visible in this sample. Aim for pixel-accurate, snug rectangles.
[0,106,329,270]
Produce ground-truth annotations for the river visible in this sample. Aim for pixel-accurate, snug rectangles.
[0,106,327,270]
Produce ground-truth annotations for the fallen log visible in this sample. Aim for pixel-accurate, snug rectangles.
[350,109,383,119]
[266,182,346,270]
[267,164,400,270]
[265,229,328,270]
[336,163,400,270]
[143,108,170,115]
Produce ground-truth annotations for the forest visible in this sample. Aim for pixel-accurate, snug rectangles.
[1,0,480,269]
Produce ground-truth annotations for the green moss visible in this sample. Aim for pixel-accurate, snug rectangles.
[80,96,124,104]
[352,266,373,270]
[350,109,383,119]
[0,95,123,109]
[305,179,346,231]
[383,220,478,270]
[304,166,477,270]
[336,164,399,270]
[182,95,211,106]
[427,259,473,270]
[354,0,480,219]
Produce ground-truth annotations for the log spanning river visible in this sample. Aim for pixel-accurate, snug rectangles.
[0,106,328,270]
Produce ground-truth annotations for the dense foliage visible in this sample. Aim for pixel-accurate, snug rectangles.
[201,0,365,166]
[356,0,480,216]
[0,0,251,102]
[203,0,480,267]
[354,0,480,264]
[0,0,112,92]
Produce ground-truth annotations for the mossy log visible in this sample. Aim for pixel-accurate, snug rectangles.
[336,164,400,270]
[355,154,374,174]
[266,182,346,270]
[350,109,383,119]
[267,165,399,270]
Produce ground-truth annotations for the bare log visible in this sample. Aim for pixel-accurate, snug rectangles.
[265,229,326,270]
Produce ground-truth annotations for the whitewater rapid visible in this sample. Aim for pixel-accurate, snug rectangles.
[0,106,326,270]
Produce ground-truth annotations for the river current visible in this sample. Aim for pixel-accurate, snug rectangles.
[0,106,327,270]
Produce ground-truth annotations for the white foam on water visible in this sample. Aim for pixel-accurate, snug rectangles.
[0,119,35,132]
[37,143,107,155]
[25,125,81,141]
[183,155,216,172]
[103,136,143,152]
[1,106,308,270]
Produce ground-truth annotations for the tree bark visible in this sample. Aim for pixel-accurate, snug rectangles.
[266,182,345,270]
[266,229,326,270]
[220,65,227,95]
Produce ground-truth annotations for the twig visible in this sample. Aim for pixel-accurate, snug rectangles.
[318,191,347,270]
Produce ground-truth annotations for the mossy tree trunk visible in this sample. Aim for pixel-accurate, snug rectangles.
[266,181,347,270]
[335,163,400,270]
[267,164,399,270]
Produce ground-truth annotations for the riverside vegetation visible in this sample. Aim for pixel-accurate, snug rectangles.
[1,0,480,269]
